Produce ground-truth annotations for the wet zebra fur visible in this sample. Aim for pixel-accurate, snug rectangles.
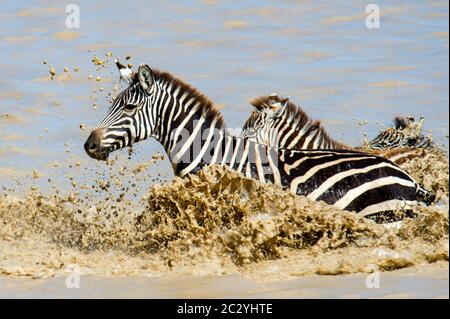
[84,64,429,223]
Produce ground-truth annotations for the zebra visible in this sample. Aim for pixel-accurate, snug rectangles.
[364,116,434,150]
[241,94,434,167]
[84,64,432,223]
[243,94,350,150]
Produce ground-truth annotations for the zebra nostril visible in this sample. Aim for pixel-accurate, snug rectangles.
[84,140,96,154]
[84,134,99,153]
[88,142,97,150]
[84,128,107,160]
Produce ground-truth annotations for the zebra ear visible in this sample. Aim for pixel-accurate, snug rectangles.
[273,96,289,118]
[138,64,155,94]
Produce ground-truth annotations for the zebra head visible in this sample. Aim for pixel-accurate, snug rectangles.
[242,93,289,145]
[365,116,434,150]
[84,64,157,160]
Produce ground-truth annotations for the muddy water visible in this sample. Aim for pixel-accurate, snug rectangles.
[0,0,449,298]
[0,262,448,298]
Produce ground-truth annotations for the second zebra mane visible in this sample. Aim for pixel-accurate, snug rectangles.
[249,95,349,149]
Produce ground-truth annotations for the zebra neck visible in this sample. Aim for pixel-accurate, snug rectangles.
[150,81,227,176]
[163,123,238,177]
[167,128,279,187]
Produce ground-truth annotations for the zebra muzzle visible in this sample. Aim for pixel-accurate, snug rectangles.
[84,128,109,161]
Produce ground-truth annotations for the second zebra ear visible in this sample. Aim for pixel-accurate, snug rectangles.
[138,64,155,94]
[273,96,289,118]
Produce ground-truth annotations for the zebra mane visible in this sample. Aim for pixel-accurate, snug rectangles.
[250,95,349,149]
[131,69,225,128]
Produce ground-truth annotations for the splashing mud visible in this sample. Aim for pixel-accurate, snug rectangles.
[400,149,449,200]
[0,155,448,280]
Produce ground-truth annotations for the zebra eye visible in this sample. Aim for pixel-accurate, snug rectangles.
[123,104,137,112]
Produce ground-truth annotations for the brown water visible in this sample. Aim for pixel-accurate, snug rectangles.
[1,262,448,298]
[0,0,448,298]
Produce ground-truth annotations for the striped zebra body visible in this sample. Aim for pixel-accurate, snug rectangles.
[84,64,426,223]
